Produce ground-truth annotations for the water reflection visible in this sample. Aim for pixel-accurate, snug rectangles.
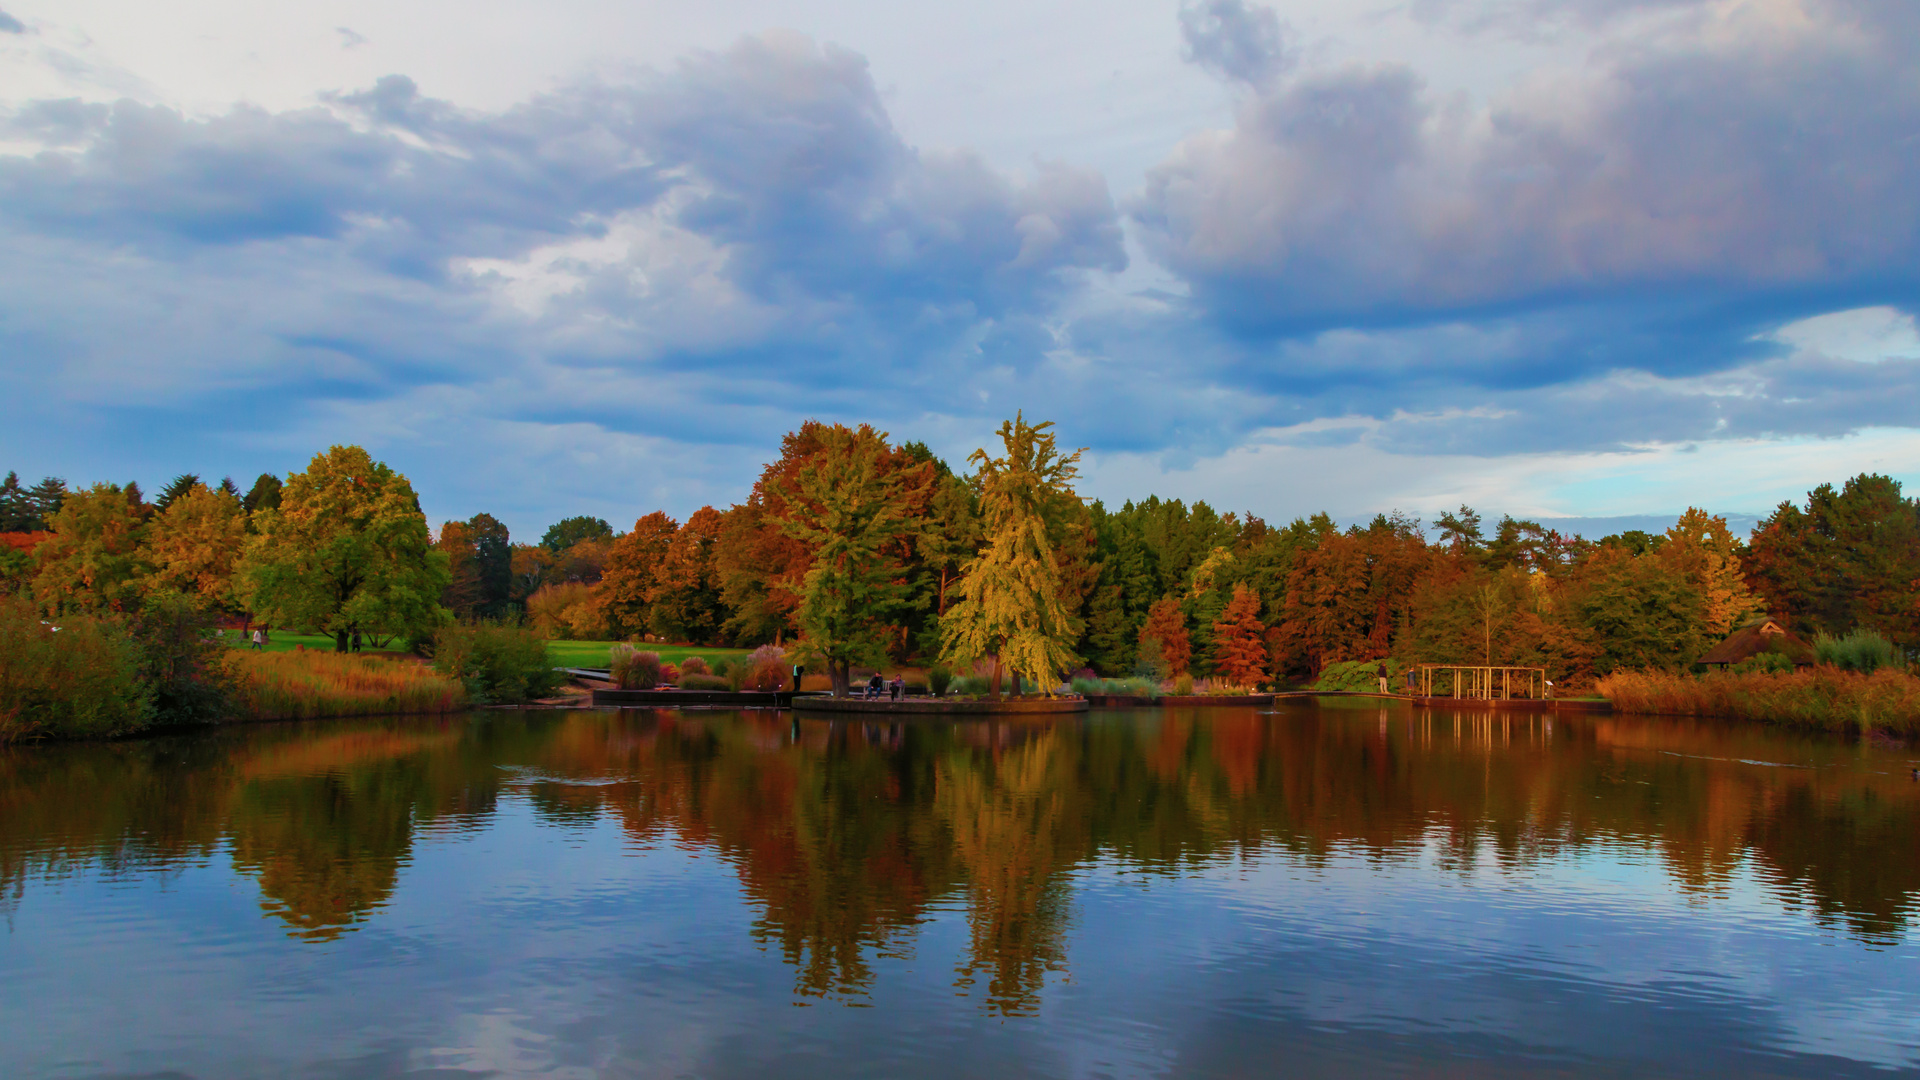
[2,701,1917,1002]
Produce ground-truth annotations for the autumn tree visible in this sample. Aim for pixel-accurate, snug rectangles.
[776,425,929,695]
[1210,582,1268,686]
[1658,507,1761,638]
[648,506,727,643]
[1138,597,1191,679]
[600,511,680,637]
[143,481,248,611]
[940,415,1086,698]
[238,446,450,652]
[32,483,151,615]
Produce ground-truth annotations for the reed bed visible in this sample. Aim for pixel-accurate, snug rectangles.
[1597,666,1920,734]
[224,648,466,721]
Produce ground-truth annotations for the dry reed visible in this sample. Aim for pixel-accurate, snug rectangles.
[224,648,466,721]
[1597,666,1920,734]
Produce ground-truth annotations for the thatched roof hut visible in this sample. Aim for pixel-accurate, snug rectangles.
[1699,618,1812,668]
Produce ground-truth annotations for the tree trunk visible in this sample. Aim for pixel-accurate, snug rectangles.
[989,654,1003,702]
[830,659,850,698]
[335,630,350,653]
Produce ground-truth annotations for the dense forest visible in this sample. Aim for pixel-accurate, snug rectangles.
[4,420,1917,691]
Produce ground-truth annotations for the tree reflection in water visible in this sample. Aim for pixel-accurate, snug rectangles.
[1,701,1917,1003]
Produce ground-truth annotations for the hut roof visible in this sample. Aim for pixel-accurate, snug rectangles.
[1699,619,1811,666]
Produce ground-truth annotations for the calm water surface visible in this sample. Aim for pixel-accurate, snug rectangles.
[3,701,1918,1078]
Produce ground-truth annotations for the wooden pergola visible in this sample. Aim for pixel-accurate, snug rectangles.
[1407,664,1548,700]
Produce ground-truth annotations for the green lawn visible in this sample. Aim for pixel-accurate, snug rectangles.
[542,640,754,670]
[214,629,751,671]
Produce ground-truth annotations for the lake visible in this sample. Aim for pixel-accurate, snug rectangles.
[2,701,1917,1078]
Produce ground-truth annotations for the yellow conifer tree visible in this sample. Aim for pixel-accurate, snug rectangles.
[939,414,1085,698]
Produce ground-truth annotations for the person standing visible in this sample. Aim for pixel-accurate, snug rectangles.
[250,628,264,650]
[1376,662,1388,695]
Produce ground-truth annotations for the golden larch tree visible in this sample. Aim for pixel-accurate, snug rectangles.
[940,414,1085,697]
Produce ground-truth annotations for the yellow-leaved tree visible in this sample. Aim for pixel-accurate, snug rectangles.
[1660,507,1762,637]
[940,414,1085,698]
[143,481,248,611]
[238,446,450,653]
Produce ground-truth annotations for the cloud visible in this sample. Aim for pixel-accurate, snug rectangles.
[336,27,367,49]
[1138,0,1920,343]
[1178,0,1295,87]
[0,9,22,34]
[0,32,1131,530]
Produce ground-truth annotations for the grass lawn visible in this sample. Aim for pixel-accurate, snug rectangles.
[542,640,754,670]
[215,630,752,672]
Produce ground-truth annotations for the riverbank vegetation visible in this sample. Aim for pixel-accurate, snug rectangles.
[4,420,1918,729]
[1597,667,1920,734]
[226,649,467,721]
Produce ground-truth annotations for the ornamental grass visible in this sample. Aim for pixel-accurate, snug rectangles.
[1597,666,1920,735]
[223,648,466,721]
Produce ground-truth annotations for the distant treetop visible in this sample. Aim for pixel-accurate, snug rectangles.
[541,515,614,553]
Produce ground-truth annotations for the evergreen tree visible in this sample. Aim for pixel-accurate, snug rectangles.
[242,473,283,516]
[0,471,27,531]
[26,477,68,529]
[469,513,512,617]
[940,415,1085,698]
[155,474,201,513]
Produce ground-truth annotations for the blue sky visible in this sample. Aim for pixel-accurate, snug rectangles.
[1,0,1916,539]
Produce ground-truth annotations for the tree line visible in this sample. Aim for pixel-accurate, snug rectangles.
[6,426,1917,691]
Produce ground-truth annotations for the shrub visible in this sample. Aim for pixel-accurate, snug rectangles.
[1193,677,1251,696]
[1731,651,1794,675]
[949,674,988,696]
[678,673,732,691]
[1172,673,1195,696]
[929,663,953,696]
[432,622,561,704]
[1313,658,1400,692]
[679,655,710,677]
[227,649,465,720]
[1814,630,1898,674]
[745,644,787,691]
[130,591,234,726]
[659,662,680,684]
[0,595,152,741]
[1597,667,1920,734]
[610,646,662,689]
[1072,675,1160,698]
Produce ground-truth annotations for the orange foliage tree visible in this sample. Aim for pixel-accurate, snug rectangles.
[1139,596,1191,677]
[1210,582,1267,686]
[600,511,679,637]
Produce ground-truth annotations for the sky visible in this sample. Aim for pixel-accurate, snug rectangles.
[0,0,1916,540]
